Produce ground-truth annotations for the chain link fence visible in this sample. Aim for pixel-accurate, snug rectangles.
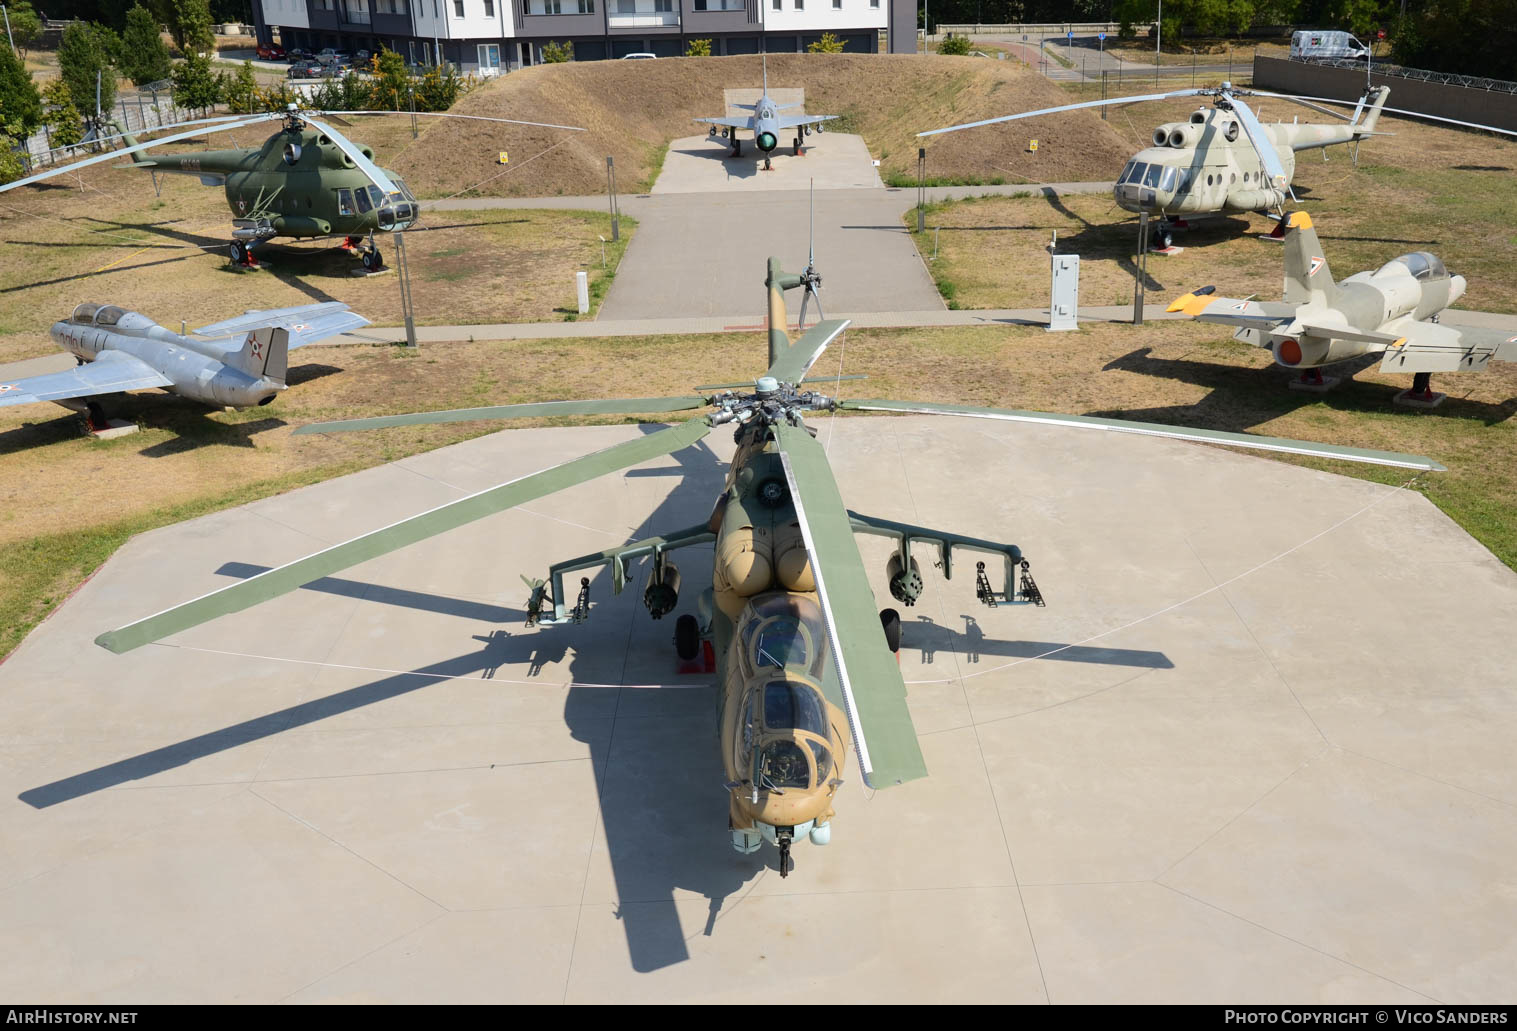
[1291,55,1517,95]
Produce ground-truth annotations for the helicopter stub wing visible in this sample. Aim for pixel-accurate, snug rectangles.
[95,417,714,653]
[773,419,928,789]
[838,399,1444,472]
[0,350,172,407]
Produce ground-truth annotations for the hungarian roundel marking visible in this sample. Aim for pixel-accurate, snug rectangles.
[1308,257,1325,277]
[0,383,17,392]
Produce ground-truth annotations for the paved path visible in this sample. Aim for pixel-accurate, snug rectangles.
[3,416,1514,1001]
[652,134,883,194]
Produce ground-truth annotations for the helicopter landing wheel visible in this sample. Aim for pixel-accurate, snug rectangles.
[228,240,252,266]
[674,614,700,661]
[1156,229,1175,250]
[880,608,902,654]
[361,246,384,272]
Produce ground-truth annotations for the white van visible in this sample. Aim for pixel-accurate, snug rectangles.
[1291,30,1371,63]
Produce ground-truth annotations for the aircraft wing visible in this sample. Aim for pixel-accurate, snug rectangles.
[695,116,752,130]
[779,114,838,130]
[193,302,370,350]
[0,351,173,407]
[1167,290,1295,328]
[1378,320,1517,374]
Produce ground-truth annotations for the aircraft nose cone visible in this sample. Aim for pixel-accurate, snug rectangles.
[1448,274,1467,306]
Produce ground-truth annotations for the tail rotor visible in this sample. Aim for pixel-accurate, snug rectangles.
[797,178,824,331]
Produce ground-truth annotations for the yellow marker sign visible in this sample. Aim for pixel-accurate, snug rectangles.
[1028,139,1038,152]
[498,151,509,164]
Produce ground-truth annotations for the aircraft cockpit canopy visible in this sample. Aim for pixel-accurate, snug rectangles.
[757,680,834,788]
[70,304,102,325]
[92,306,127,327]
[1380,252,1447,282]
[743,595,827,676]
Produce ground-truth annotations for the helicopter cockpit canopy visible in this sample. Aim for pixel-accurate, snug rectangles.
[741,594,828,677]
[374,173,418,230]
[755,680,835,789]
[1378,251,1447,282]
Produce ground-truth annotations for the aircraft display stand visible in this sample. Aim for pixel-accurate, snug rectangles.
[87,419,139,440]
[1288,370,1341,393]
[1394,373,1446,409]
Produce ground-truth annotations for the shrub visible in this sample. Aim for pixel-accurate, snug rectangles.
[171,50,221,114]
[0,44,43,139]
[938,33,972,56]
[685,38,711,57]
[807,32,845,53]
[542,40,573,63]
[43,80,84,149]
[369,48,410,110]
[222,60,258,113]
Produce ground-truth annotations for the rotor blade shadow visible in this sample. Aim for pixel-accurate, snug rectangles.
[214,561,525,624]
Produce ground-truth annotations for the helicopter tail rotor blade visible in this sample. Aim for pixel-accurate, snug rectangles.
[838,399,1444,472]
[292,396,713,435]
[96,417,714,653]
[771,419,927,789]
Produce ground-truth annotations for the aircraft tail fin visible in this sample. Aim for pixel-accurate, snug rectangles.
[228,327,290,382]
[763,52,768,95]
[1355,86,1390,135]
[1282,211,1337,306]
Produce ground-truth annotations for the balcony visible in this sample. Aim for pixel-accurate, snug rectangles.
[608,0,677,27]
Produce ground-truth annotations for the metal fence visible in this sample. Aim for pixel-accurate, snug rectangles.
[1290,55,1517,95]
[15,90,199,174]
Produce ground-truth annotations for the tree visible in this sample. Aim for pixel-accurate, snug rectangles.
[369,48,410,110]
[171,49,221,113]
[541,40,573,63]
[43,80,84,148]
[415,63,463,110]
[0,44,43,139]
[222,59,257,112]
[167,0,216,56]
[685,38,712,57]
[58,22,119,118]
[120,5,174,85]
[4,2,44,58]
[0,140,25,187]
[807,32,846,52]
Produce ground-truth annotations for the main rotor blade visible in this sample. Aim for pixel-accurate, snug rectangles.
[918,89,1207,138]
[763,319,850,384]
[303,115,401,194]
[1236,90,1353,122]
[323,110,587,132]
[840,400,1444,471]
[692,374,868,391]
[772,419,928,789]
[1226,94,1291,189]
[0,113,279,194]
[292,396,712,435]
[96,418,712,653]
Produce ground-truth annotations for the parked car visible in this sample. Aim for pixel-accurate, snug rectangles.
[621,52,657,59]
[255,41,286,60]
[354,49,372,67]
[1290,29,1371,63]
[287,59,326,79]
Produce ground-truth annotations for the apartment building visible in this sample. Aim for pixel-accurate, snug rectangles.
[251,0,918,70]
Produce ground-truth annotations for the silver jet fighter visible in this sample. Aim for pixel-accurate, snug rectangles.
[1167,211,1517,405]
[696,57,837,171]
[0,301,368,425]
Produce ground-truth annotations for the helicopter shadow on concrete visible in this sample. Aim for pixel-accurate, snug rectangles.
[16,424,759,973]
[905,614,1173,670]
[1098,346,1517,427]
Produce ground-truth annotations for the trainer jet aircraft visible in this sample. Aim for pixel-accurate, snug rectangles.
[696,57,837,171]
[1166,211,1517,405]
[0,301,367,427]
[92,255,1441,878]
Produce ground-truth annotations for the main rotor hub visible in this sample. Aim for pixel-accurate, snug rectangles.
[707,379,837,431]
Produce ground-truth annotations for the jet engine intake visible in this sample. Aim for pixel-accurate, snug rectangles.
[757,132,778,152]
[1166,125,1201,148]
[643,560,681,620]
[886,554,923,606]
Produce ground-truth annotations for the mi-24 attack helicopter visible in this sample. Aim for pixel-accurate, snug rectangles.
[92,258,1442,878]
[0,104,584,270]
[922,83,1517,249]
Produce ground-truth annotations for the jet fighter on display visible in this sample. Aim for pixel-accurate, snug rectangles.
[92,256,1442,878]
[696,57,837,171]
[1166,211,1517,405]
[0,301,368,426]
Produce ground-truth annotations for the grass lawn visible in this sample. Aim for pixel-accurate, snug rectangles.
[3,322,1514,660]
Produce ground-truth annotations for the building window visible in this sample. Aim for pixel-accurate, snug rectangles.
[772,0,779,7]
[453,0,463,14]
[833,0,840,6]
[484,0,493,12]
[794,0,802,8]
[656,0,671,10]
[694,0,705,7]
[578,0,593,10]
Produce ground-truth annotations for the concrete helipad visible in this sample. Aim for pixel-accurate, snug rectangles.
[652,133,884,194]
[2,417,1515,1002]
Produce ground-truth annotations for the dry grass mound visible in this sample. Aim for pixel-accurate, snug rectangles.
[390,53,1136,197]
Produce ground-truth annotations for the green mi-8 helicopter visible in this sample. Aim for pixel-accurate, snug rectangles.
[93,253,1441,877]
[1,105,581,270]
